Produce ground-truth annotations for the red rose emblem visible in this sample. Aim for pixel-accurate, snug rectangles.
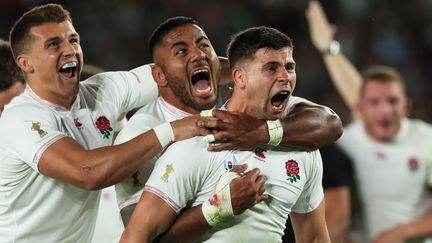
[286,159,299,175]
[285,159,300,183]
[95,116,113,139]
[408,158,419,171]
[254,148,267,159]
[96,116,111,131]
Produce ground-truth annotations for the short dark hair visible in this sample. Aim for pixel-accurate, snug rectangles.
[361,65,406,95]
[227,26,293,69]
[0,39,25,91]
[9,3,72,59]
[148,16,200,57]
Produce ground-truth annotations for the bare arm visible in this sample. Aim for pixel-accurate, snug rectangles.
[39,116,204,190]
[120,192,178,243]
[324,187,351,243]
[306,0,362,119]
[200,99,342,151]
[290,200,331,243]
[372,208,432,243]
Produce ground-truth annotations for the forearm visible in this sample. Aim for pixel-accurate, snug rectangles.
[279,105,342,150]
[40,129,164,190]
[397,209,432,240]
[156,205,211,243]
[323,53,362,112]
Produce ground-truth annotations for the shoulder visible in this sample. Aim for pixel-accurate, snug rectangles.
[114,101,162,144]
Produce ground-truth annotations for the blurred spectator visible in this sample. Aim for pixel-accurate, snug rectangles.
[307,1,432,242]
[0,38,25,117]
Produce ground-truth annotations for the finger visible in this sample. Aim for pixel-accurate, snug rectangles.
[198,127,211,136]
[230,163,248,174]
[212,131,235,143]
[197,117,219,128]
[207,142,235,152]
[243,168,261,181]
[256,194,268,204]
[212,109,237,123]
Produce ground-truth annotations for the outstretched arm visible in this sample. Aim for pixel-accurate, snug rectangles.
[199,98,342,151]
[306,0,362,119]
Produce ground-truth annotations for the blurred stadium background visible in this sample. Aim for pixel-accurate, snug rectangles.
[2,0,432,124]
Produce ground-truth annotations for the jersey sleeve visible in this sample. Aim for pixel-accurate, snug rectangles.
[113,109,160,145]
[0,104,67,172]
[291,150,324,213]
[144,138,211,214]
[84,65,158,115]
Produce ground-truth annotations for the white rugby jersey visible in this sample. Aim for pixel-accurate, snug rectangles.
[145,137,324,243]
[338,118,432,242]
[0,65,157,243]
[114,95,308,211]
[115,97,192,209]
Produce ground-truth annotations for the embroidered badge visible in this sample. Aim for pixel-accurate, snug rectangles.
[161,163,174,183]
[224,155,238,171]
[74,118,83,129]
[31,122,47,138]
[286,159,300,183]
[254,147,267,161]
[95,116,113,139]
[408,158,419,172]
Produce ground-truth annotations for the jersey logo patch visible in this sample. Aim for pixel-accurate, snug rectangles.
[161,163,174,183]
[224,155,238,171]
[285,159,300,183]
[408,157,419,172]
[254,147,267,161]
[95,116,113,139]
[31,122,47,138]
[74,118,83,129]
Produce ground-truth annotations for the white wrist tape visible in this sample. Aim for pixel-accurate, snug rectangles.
[266,119,283,146]
[153,122,175,150]
[200,109,213,117]
[202,171,240,226]
[202,134,216,143]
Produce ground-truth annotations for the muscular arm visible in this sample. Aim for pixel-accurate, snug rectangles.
[39,116,203,190]
[306,0,362,120]
[290,201,331,243]
[200,98,342,151]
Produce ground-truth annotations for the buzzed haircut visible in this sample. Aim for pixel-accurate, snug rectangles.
[148,16,200,57]
[227,26,293,69]
[361,65,406,95]
[9,3,72,59]
[0,39,25,92]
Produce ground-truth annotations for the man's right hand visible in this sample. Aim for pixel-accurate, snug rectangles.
[170,115,210,141]
[229,164,267,215]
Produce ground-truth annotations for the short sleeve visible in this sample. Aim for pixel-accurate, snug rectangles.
[0,104,66,172]
[83,65,158,115]
[144,138,210,214]
[291,150,324,213]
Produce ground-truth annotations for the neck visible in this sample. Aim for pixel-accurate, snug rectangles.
[159,88,200,115]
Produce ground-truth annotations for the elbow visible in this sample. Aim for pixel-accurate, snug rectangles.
[76,165,105,190]
[328,111,343,142]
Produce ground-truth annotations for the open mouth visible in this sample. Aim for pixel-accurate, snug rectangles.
[59,61,78,79]
[191,69,212,94]
[271,91,289,109]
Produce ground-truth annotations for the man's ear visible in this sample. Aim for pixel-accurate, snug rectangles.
[151,64,167,87]
[232,67,246,89]
[16,54,34,73]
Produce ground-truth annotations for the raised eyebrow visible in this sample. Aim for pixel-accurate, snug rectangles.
[70,33,80,39]
[170,41,187,50]
[196,36,210,45]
